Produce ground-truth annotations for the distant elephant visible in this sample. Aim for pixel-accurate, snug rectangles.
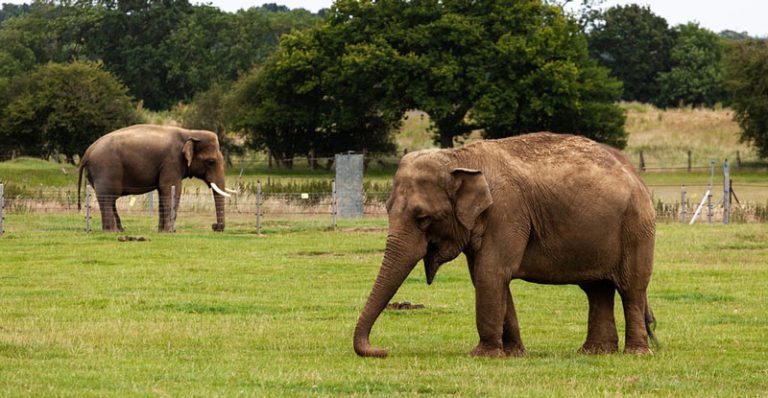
[354,133,657,358]
[77,124,236,232]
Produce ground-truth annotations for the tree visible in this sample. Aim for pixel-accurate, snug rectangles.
[0,61,139,163]
[319,0,626,148]
[231,29,401,165]
[179,82,245,165]
[657,23,726,108]
[724,40,768,159]
[588,4,675,104]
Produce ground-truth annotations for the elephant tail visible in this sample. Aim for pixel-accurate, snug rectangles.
[77,159,87,211]
[645,295,660,350]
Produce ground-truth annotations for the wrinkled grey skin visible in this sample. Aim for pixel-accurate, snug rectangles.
[354,133,656,358]
[78,125,228,232]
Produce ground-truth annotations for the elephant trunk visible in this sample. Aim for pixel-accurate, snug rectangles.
[354,233,426,357]
[211,180,226,232]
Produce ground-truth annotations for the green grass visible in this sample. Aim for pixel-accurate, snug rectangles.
[1,217,767,396]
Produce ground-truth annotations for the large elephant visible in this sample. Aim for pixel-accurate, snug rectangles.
[354,133,657,358]
[77,124,235,232]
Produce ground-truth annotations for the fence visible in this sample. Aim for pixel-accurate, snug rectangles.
[0,181,766,237]
[0,182,390,235]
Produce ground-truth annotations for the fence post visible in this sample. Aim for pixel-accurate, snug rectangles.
[85,184,92,234]
[148,191,154,216]
[0,183,5,237]
[706,189,713,224]
[723,159,730,224]
[256,180,262,235]
[736,151,741,170]
[687,150,692,172]
[331,180,337,230]
[639,150,645,172]
[170,185,177,233]
[680,185,687,223]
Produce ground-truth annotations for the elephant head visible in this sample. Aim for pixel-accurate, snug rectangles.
[183,131,234,232]
[354,151,493,357]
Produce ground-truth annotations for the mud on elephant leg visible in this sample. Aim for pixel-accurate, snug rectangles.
[578,281,619,354]
[502,287,526,356]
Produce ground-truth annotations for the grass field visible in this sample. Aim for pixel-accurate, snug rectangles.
[1,216,767,396]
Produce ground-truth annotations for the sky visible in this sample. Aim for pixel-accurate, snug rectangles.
[202,0,768,37]
[2,0,767,37]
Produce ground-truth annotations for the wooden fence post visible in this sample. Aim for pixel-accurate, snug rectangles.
[639,151,646,172]
[85,184,92,234]
[170,185,177,233]
[687,150,692,172]
[736,151,741,170]
[256,180,262,235]
[680,185,687,223]
[0,183,5,237]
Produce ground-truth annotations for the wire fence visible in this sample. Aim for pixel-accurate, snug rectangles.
[1,182,766,237]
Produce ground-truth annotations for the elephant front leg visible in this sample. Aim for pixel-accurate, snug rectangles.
[503,287,526,356]
[470,274,507,358]
[578,281,619,354]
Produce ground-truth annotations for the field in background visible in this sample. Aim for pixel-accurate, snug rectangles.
[1,219,766,396]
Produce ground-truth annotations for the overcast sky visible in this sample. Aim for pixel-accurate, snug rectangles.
[3,0,766,37]
[202,0,768,37]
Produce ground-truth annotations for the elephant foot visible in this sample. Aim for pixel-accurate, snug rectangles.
[624,345,652,355]
[470,344,506,358]
[211,223,225,232]
[578,342,618,355]
[503,343,527,357]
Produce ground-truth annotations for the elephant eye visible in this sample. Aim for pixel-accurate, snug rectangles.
[205,159,216,166]
[415,215,431,230]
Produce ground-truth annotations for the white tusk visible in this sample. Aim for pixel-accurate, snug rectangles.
[210,183,231,197]
[225,188,239,194]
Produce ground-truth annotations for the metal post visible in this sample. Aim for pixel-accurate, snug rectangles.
[331,180,337,230]
[723,159,730,224]
[256,180,262,235]
[707,160,715,224]
[148,191,154,216]
[0,183,5,237]
[680,185,687,223]
[170,185,177,233]
[85,184,92,234]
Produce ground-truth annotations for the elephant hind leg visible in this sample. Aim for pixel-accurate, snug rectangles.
[112,202,124,232]
[617,233,655,354]
[97,194,119,232]
[578,281,619,354]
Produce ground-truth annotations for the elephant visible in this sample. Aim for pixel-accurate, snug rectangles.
[354,132,657,358]
[77,124,236,232]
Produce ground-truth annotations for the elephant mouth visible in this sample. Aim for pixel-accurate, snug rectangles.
[424,243,442,285]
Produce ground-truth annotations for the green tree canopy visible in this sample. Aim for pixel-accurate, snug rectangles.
[0,61,139,163]
[724,40,768,159]
[588,4,675,104]
[657,23,726,108]
[240,0,626,150]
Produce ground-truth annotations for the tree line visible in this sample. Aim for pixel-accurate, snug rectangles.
[1,0,767,164]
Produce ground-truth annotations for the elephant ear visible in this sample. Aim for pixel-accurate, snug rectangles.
[182,137,201,167]
[451,168,493,230]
